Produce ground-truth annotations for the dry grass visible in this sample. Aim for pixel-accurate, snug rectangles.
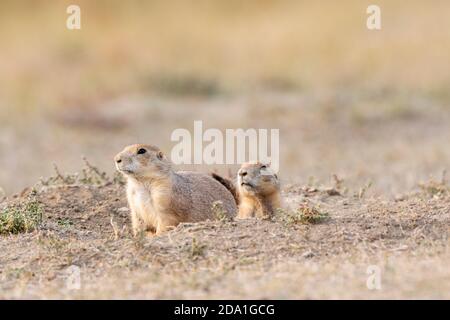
[1,1,450,116]
[418,171,449,199]
[0,193,44,235]
[38,157,124,188]
[0,177,449,299]
[211,201,230,222]
[1,1,450,194]
[277,203,329,225]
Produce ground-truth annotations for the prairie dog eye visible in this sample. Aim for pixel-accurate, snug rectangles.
[137,148,147,155]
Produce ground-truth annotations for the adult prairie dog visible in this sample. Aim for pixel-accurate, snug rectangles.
[114,144,237,236]
[236,161,281,219]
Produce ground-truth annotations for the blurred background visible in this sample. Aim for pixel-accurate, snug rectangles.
[0,0,449,196]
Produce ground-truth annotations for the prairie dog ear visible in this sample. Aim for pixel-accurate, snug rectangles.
[157,151,164,160]
[261,161,271,168]
[260,162,276,177]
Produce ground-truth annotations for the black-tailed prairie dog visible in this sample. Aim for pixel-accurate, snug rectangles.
[236,161,281,219]
[114,144,237,236]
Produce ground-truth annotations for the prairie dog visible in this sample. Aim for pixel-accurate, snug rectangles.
[114,144,237,236]
[236,162,281,219]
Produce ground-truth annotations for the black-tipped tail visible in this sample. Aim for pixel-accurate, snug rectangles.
[211,173,239,204]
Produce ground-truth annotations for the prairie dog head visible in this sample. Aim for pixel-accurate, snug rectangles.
[114,144,172,181]
[237,161,280,197]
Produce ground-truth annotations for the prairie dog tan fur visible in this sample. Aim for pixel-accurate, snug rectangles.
[236,162,281,219]
[114,144,237,236]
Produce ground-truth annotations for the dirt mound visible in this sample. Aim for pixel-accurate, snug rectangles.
[37,184,128,239]
[0,181,449,299]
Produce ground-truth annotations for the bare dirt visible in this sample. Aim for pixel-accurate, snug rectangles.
[1,177,449,299]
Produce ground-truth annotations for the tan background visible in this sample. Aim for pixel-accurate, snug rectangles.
[1,0,449,195]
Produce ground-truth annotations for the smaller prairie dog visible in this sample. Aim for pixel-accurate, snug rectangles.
[114,144,237,236]
[236,162,281,219]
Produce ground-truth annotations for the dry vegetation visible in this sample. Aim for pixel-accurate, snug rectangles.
[0,193,43,235]
[0,168,449,299]
[1,1,450,299]
[1,0,450,194]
